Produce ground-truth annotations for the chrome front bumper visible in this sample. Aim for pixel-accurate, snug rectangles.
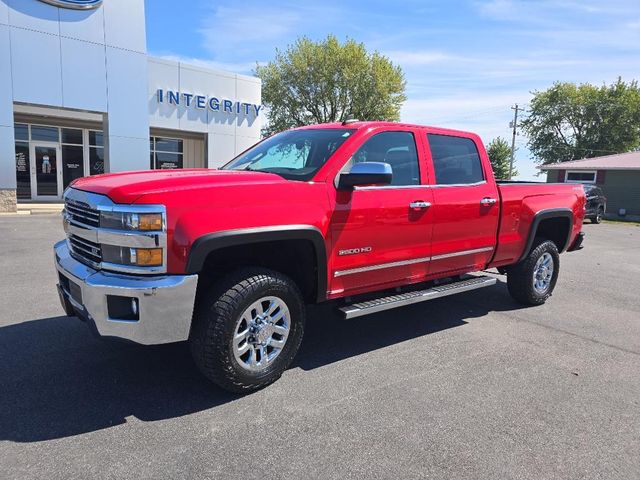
[54,240,198,345]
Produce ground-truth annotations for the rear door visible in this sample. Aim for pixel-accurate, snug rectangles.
[425,133,500,276]
[328,129,434,296]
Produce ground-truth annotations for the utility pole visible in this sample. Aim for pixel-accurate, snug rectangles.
[509,104,520,180]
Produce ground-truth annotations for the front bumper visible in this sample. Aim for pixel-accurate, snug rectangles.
[54,240,198,345]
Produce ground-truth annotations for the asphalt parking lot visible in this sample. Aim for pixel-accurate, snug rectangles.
[1,215,639,480]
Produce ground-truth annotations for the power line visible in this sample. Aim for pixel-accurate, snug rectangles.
[513,143,623,155]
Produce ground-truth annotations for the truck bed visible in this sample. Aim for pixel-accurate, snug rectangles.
[490,182,586,268]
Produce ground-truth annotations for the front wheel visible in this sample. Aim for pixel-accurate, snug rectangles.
[507,238,560,305]
[190,268,305,393]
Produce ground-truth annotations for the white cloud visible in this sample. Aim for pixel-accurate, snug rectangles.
[475,0,640,25]
[197,2,345,59]
[383,50,455,66]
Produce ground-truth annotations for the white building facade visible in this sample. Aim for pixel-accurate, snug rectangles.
[0,0,262,211]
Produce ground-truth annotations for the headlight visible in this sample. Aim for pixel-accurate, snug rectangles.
[102,246,164,267]
[100,211,163,231]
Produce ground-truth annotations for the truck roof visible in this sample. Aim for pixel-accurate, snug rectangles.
[293,120,479,139]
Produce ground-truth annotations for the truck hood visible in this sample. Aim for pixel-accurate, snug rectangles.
[71,169,286,204]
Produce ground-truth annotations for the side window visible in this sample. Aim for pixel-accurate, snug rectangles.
[352,131,420,186]
[427,134,484,185]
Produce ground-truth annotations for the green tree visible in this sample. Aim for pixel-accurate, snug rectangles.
[486,136,517,179]
[521,78,640,165]
[255,35,406,136]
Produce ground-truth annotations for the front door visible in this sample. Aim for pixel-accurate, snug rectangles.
[329,130,434,297]
[30,143,62,200]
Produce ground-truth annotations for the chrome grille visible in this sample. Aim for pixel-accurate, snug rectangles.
[63,188,167,274]
[68,234,102,266]
[65,198,100,227]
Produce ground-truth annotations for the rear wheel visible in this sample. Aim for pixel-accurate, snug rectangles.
[507,238,559,305]
[190,268,305,393]
[592,206,603,224]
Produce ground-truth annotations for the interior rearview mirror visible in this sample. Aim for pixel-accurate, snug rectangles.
[338,162,393,189]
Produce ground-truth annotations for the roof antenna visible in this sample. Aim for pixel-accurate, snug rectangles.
[342,118,360,125]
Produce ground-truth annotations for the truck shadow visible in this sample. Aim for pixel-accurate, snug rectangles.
[0,279,524,443]
[296,277,523,370]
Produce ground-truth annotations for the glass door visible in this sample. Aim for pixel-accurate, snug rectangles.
[30,143,62,200]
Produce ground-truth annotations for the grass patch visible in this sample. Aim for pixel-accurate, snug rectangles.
[601,219,640,227]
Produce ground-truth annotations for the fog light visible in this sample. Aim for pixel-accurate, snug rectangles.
[107,295,140,321]
[129,248,163,266]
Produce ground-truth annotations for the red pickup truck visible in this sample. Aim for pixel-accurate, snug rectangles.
[55,121,585,392]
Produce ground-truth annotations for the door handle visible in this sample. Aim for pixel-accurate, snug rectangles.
[480,197,497,206]
[409,201,431,209]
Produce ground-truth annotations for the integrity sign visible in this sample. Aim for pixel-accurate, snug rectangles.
[156,89,262,117]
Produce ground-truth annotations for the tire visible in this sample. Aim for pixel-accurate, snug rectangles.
[507,238,560,306]
[189,267,305,393]
[592,207,603,224]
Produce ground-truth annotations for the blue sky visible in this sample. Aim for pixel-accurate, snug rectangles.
[145,0,640,180]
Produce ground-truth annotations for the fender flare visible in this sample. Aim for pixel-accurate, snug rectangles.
[185,225,328,303]
[519,208,574,262]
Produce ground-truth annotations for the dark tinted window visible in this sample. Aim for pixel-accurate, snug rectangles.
[15,141,30,199]
[89,147,105,175]
[14,124,28,141]
[428,134,484,185]
[585,185,602,196]
[62,145,85,188]
[155,137,183,153]
[61,128,83,145]
[31,125,59,142]
[566,171,595,182]
[352,131,420,186]
[89,131,103,147]
[154,152,183,169]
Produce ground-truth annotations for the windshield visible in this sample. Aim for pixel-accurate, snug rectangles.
[221,128,355,181]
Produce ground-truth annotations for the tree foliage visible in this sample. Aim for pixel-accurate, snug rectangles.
[255,35,406,136]
[486,136,517,179]
[521,78,640,165]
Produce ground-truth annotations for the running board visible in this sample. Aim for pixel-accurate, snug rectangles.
[339,276,497,319]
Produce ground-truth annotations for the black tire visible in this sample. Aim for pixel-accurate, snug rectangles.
[189,268,305,393]
[507,238,560,306]
[592,206,603,224]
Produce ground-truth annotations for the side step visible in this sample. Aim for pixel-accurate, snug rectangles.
[339,275,497,319]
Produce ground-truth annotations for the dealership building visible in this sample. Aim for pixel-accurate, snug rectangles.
[0,0,262,212]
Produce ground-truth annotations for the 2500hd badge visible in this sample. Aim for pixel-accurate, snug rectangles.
[339,247,373,256]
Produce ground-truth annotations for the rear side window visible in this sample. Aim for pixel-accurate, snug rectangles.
[352,131,420,186]
[427,134,484,185]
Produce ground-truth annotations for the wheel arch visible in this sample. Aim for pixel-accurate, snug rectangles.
[185,225,328,303]
[519,208,573,262]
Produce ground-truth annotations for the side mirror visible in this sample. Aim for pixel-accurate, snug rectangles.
[338,162,393,189]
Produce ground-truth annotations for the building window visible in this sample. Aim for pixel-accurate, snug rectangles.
[30,125,60,142]
[61,128,84,189]
[15,123,29,142]
[565,171,596,183]
[89,130,105,175]
[15,124,30,200]
[150,136,183,169]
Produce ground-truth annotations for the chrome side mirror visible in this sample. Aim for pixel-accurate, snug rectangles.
[338,162,393,189]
